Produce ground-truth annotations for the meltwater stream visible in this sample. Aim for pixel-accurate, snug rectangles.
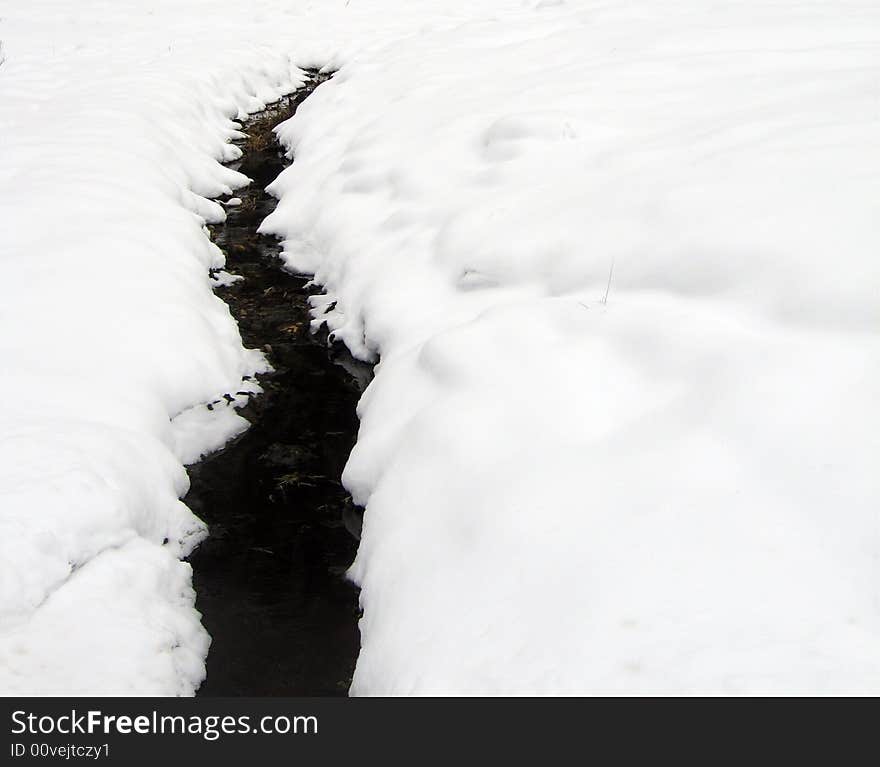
[185,73,371,696]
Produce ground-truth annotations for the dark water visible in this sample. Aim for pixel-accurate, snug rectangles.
[186,73,369,696]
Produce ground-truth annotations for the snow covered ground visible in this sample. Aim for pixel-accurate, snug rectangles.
[1,0,878,694]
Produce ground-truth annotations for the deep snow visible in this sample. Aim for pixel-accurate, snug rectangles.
[1,0,879,694]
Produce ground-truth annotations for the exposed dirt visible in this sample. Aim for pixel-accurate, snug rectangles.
[185,72,371,696]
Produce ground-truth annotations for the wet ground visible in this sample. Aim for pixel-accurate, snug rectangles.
[185,72,370,696]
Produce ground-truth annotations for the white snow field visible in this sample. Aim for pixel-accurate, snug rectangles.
[1,0,878,695]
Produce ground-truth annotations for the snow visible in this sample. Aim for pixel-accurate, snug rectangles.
[209,269,245,288]
[0,0,304,695]
[267,2,880,695]
[2,0,879,695]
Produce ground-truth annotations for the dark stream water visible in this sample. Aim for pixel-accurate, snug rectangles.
[185,73,369,696]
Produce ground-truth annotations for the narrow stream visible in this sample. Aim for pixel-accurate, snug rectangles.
[185,72,370,696]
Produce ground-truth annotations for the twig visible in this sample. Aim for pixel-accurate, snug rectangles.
[601,256,615,305]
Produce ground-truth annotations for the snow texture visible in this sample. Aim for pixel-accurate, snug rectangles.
[2,0,879,694]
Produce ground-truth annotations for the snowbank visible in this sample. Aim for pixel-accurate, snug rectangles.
[0,0,314,695]
[2,0,878,694]
[264,1,880,694]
